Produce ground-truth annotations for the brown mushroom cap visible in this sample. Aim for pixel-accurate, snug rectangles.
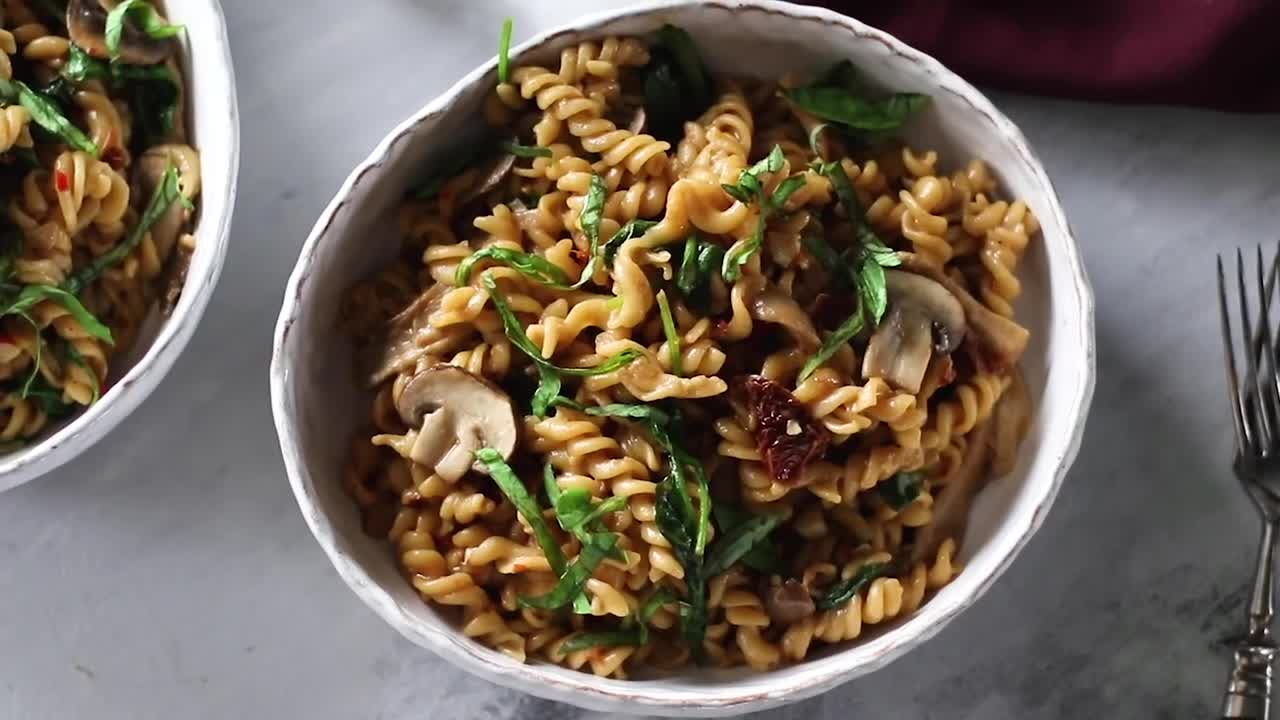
[764,579,816,624]
[394,365,519,483]
[68,0,177,65]
[862,269,966,393]
[896,252,1030,372]
[359,284,452,387]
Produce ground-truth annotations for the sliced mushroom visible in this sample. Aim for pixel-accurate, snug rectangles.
[862,269,966,394]
[764,579,815,624]
[750,287,820,350]
[132,144,200,262]
[158,232,193,315]
[394,365,519,483]
[897,253,1030,372]
[359,283,449,386]
[463,152,516,207]
[68,0,177,65]
[988,369,1031,477]
[909,418,993,567]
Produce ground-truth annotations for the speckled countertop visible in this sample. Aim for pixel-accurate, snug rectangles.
[0,1,1276,718]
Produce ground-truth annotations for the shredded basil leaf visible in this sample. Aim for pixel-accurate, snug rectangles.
[721,145,785,203]
[64,162,187,295]
[878,471,924,511]
[497,18,514,85]
[475,448,567,575]
[558,587,676,653]
[60,45,178,146]
[674,233,723,310]
[784,86,928,133]
[519,533,618,610]
[0,285,112,345]
[499,140,551,158]
[655,25,709,110]
[602,219,656,267]
[22,372,75,418]
[643,25,711,141]
[482,273,640,416]
[704,512,782,577]
[799,306,865,383]
[455,247,570,288]
[656,290,681,377]
[712,504,782,574]
[105,0,184,61]
[0,79,97,155]
[721,146,808,283]
[570,173,608,288]
[815,562,888,611]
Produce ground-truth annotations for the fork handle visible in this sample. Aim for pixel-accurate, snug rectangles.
[1223,518,1280,718]
[1223,644,1275,718]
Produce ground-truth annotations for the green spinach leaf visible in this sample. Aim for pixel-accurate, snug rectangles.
[878,471,924,511]
[105,0,184,61]
[815,562,887,611]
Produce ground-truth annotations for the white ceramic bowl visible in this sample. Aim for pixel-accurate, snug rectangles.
[0,0,239,493]
[270,1,1094,714]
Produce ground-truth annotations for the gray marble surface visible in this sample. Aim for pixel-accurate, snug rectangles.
[0,1,1276,718]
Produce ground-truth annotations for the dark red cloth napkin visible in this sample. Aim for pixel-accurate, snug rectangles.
[809,0,1280,111]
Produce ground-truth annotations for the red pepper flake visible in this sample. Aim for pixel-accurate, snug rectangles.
[569,246,588,263]
[55,170,70,193]
[741,375,830,486]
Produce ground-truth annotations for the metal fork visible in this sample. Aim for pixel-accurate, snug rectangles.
[1218,246,1280,719]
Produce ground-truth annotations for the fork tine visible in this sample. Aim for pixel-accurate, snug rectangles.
[1221,254,1250,456]
[1255,245,1279,451]
[1252,247,1280,366]
[1239,249,1261,453]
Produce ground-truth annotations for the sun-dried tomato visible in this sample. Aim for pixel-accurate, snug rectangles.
[741,375,830,485]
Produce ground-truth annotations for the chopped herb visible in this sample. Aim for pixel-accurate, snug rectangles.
[105,1,184,61]
[499,140,551,158]
[482,273,640,417]
[59,45,179,147]
[674,233,723,310]
[113,63,180,145]
[570,173,608,288]
[519,533,618,610]
[878,471,924,511]
[0,285,113,345]
[784,86,928,134]
[64,162,189,295]
[721,146,807,283]
[475,448,567,575]
[712,504,782,574]
[800,307,864,383]
[497,18,514,85]
[22,370,77,419]
[815,562,887,611]
[795,159,902,382]
[558,587,675,653]
[655,290,681,376]
[721,145,786,204]
[656,476,707,660]
[602,219,656,267]
[704,511,782,577]
[454,247,570,288]
[643,25,712,140]
[0,79,97,155]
